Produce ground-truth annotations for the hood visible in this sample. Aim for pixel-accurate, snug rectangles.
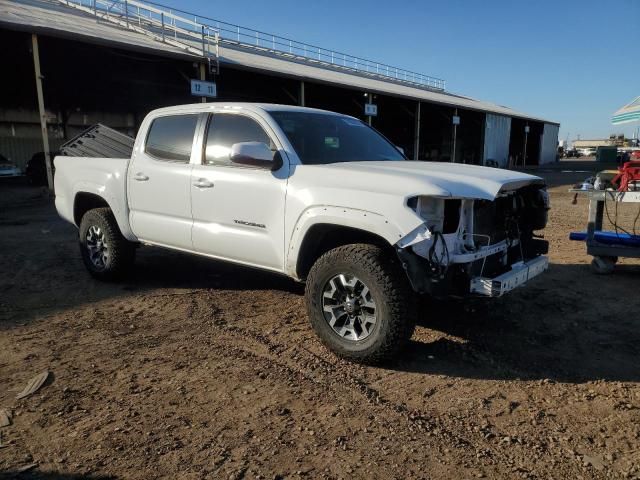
[305,161,544,200]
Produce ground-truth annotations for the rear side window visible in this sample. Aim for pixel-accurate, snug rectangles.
[204,114,273,165]
[145,114,198,162]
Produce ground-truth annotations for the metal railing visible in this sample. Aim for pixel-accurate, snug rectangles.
[54,0,446,92]
[56,0,220,60]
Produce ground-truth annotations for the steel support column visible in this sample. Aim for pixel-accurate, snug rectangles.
[451,108,458,163]
[199,63,206,103]
[523,123,529,167]
[413,101,421,160]
[31,34,54,192]
[299,81,305,107]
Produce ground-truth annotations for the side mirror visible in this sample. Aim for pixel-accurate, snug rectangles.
[396,146,405,155]
[230,142,281,170]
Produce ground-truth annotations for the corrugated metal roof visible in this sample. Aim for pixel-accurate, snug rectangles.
[0,0,559,125]
[0,0,194,58]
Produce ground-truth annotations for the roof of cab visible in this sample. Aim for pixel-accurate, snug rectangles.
[149,102,345,117]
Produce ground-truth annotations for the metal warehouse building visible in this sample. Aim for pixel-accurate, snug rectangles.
[0,0,559,174]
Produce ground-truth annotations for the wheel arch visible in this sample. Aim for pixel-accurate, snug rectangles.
[286,206,409,280]
[74,192,110,225]
[292,223,393,281]
[72,187,137,242]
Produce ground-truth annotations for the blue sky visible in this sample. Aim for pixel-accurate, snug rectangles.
[167,0,639,141]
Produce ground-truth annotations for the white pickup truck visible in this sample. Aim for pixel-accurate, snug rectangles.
[54,103,550,363]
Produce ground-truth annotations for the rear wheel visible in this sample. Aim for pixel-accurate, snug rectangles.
[305,244,416,364]
[79,208,135,280]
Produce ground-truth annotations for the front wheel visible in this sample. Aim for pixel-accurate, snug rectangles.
[79,208,135,280]
[305,244,416,364]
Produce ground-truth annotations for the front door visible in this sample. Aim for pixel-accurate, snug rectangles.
[190,112,288,272]
[128,113,200,250]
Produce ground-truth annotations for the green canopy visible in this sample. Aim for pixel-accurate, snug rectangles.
[612,96,640,125]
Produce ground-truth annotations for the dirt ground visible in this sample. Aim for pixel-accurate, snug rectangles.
[1,162,639,480]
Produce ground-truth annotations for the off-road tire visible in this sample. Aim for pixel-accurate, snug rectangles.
[79,207,135,281]
[305,244,416,364]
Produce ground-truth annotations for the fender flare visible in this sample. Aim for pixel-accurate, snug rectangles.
[285,205,410,278]
[72,182,137,242]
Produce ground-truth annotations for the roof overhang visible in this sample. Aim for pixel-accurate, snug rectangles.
[0,0,559,125]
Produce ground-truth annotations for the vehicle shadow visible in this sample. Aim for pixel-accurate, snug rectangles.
[0,183,302,329]
[390,262,640,383]
[129,246,304,295]
[1,240,303,328]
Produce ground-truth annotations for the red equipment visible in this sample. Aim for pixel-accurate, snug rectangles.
[612,161,640,191]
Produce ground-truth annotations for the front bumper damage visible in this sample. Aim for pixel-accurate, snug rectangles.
[469,255,548,297]
[396,189,550,298]
[397,241,548,298]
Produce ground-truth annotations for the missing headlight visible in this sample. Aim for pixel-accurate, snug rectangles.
[443,199,461,234]
[408,197,460,234]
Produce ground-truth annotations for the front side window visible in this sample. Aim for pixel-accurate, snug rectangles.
[145,114,198,162]
[269,111,405,165]
[204,114,273,165]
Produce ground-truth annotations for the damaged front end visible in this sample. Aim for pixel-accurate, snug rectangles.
[396,184,550,298]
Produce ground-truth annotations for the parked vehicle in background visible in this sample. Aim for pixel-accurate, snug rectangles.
[54,103,550,363]
[579,147,597,157]
[0,154,22,177]
[26,151,59,186]
[563,148,581,158]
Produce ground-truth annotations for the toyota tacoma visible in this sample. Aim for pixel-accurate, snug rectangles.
[54,103,550,363]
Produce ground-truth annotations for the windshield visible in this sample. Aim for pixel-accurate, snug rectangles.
[269,111,406,165]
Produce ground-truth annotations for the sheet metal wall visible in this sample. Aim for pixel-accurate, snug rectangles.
[539,123,559,165]
[0,137,65,172]
[483,114,512,167]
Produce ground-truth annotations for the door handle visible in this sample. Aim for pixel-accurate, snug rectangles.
[193,178,214,188]
[133,173,149,181]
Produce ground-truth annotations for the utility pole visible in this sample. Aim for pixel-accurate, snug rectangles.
[31,34,54,193]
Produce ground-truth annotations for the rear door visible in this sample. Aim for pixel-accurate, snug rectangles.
[128,113,202,250]
[190,111,289,271]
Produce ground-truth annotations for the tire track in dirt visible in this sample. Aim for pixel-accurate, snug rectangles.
[182,291,608,479]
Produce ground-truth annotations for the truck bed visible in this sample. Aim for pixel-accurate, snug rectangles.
[60,124,134,158]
